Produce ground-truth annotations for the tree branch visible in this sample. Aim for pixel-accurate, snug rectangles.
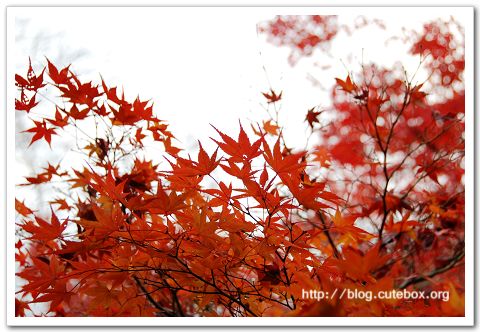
[317,211,340,259]
[398,249,465,289]
[133,275,176,317]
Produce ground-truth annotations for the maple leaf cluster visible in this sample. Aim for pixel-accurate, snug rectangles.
[261,16,465,317]
[258,15,339,65]
[257,15,386,65]
[15,15,465,318]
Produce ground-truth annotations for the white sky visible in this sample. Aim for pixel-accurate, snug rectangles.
[14,8,465,147]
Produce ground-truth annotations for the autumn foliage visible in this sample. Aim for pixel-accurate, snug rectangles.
[15,15,465,317]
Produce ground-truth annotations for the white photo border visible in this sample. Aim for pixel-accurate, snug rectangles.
[5,5,475,327]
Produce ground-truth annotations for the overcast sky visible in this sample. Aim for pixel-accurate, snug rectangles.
[15,8,466,145]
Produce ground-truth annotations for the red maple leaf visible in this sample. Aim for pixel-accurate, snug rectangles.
[47,58,71,85]
[335,75,357,93]
[262,89,283,103]
[22,120,57,147]
[15,58,46,92]
[211,124,262,163]
[305,107,322,128]
[15,91,39,113]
